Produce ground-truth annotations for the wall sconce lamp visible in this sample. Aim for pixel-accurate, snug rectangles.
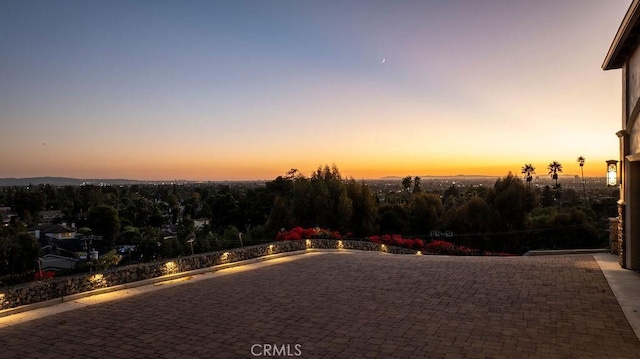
[606,160,618,187]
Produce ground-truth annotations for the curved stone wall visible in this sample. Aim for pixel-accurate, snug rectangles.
[0,239,418,312]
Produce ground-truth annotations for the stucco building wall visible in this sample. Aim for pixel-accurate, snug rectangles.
[604,0,640,269]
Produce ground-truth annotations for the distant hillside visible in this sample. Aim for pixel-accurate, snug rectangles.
[380,175,495,179]
[0,174,596,187]
[0,177,266,187]
[0,177,154,186]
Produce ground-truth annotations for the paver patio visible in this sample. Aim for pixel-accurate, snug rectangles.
[1,251,639,358]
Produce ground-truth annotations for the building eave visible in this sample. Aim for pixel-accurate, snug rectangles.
[603,0,640,70]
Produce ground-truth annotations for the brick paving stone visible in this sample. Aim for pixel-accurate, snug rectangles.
[0,252,639,358]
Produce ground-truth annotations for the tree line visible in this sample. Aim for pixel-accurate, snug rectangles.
[0,164,618,277]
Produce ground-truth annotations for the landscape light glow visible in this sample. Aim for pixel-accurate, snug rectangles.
[90,273,104,284]
[164,261,177,274]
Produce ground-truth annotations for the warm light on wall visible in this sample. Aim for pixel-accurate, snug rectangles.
[380,244,387,252]
[164,261,177,274]
[89,273,106,287]
[416,251,422,255]
[305,239,311,249]
[337,240,344,249]
[606,160,618,187]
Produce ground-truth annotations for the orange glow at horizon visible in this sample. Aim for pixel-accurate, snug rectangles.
[2,154,612,181]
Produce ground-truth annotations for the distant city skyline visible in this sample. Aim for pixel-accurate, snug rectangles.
[0,0,631,181]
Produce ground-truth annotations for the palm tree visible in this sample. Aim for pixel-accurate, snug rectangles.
[402,176,412,192]
[521,164,536,188]
[547,161,563,186]
[413,176,422,193]
[548,161,563,202]
[577,156,586,203]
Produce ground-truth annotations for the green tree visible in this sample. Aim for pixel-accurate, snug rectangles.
[120,194,153,227]
[377,204,409,234]
[528,206,599,250]
[561,188,580,207]
[552,183,563,201]
[194,231,214,253]
[208,191,240,229]
[292,178,315,227]
[409,193,443,235]
[447,195,493,250]
[489,173,535,231]
[220,226,241,249]
[577,156,586,203]
[177,217,195,249]
[87,205,120,249]
[443,185,461,209]
[266,195,293,233]
[13,190,46,225]
[266,175,295,198]
[160,235,184,259]
[288,165,354,231]
[82,186,105,209]
[458,195,491,233]
[148,206,164,228]
[541,185,554,207]
[311,164,351,230]
[346,180,377,237]
[0,225,41,275]
[94,250,122,270]
[137,227,162,262]
[335,191,353,233]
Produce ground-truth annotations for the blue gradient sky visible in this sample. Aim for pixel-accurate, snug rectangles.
[0,0,632,180]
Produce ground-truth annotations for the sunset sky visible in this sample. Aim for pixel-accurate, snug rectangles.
[0,0,632,180]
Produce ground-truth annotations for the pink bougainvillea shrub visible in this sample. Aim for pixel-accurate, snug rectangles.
[276,227,343,241]
[276,228,514,256]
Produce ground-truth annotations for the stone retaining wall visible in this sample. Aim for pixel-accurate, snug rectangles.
[0,239,417,311]
[609,217,620,254]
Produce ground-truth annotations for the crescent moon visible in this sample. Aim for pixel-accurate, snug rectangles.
[381,58,386,63]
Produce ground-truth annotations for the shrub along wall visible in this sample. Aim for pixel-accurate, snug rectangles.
[0,239,417,311]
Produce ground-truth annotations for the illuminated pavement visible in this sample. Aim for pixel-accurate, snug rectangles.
[1,251,640,359]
